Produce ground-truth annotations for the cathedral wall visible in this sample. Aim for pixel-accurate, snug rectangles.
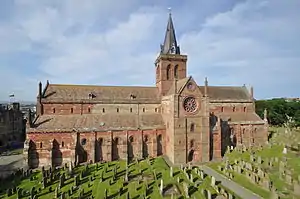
[26,132,75,167]
[230,123,267,147]
[209,102,254,114]
[161,95,175,162]
[42,103,161,115]
[171,87,209,164]
[26,129,165,168]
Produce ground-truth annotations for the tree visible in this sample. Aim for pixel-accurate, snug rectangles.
[255,98,300,127]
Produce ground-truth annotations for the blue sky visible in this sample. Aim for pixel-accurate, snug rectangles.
[0,0,299,102]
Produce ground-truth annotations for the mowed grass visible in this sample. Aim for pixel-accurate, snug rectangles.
[0,157,225,199]
[208,127,300,199]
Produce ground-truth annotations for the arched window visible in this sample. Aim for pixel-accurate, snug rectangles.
[155,108,158,112]
[102,108,105,113]
[130,108,133,112]
[88,108,91,113]
[174,65,178,79]
[61,141,64,147]
[71,108,74,113]
[243,107,247,112]
[190,123,195,132]
[114,137,119,145]
[221,107,224,112]
[98,138,103,145]
[190,139,195,148]
[53,108,56,114]
[144,135,149,142]
[81,138,87,146]
[166,65,171,80]
[117,108,119,113]
[156,65,160,79]
[40,142,43,148]
[143,108,145,112]
[129,136,134,142]
[233,106,236,112]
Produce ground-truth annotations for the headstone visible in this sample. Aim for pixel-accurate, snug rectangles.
[183,182,190,198]
[257,156,262,164]
[283,147,287,154]
[200,171,204,179]
[211,176,216,187]
[159,179,163,195]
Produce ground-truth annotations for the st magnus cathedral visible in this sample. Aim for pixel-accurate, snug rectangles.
[25,13,268,168]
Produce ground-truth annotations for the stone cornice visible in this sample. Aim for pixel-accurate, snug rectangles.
[41,99,161,104]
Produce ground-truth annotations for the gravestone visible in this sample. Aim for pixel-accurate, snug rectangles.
[283,147,287,154]
[159,179,163,195]
[211,176,216,187]
[183,182,190,198]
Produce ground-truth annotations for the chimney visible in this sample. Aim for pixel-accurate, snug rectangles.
[204,77,208,97]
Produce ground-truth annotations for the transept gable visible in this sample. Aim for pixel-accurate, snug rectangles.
[177,76,203,97]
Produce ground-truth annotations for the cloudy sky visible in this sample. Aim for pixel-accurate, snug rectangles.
[0,0,299,102]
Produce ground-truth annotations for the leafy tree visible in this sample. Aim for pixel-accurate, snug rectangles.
[255,98,300,127]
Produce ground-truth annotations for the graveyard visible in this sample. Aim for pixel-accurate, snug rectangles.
[0,157,240,199]
[208,126,300,199]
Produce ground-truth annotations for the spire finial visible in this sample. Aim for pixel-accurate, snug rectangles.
[160,9,180,55]
[168,7,172,15]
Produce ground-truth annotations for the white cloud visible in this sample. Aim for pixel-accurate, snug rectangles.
[0,0,299,101]
[180,0,300,99]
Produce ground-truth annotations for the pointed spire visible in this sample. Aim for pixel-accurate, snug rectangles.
[161,9,180,55]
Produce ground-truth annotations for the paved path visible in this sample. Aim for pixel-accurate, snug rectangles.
[202,165,262,199]
[0,154,27,178]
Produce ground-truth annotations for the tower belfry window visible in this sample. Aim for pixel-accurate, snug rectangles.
[166,65,171,80]
[174,65,178,79]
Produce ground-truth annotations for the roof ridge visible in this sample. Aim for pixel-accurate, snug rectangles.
[198,85,245,88]
[50,84,157,89]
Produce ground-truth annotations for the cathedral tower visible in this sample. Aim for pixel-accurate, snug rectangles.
[155,12,187,96]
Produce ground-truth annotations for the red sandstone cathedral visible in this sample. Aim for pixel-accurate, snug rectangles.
[25,13,268,168]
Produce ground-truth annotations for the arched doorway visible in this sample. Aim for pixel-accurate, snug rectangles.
[28,140,39,169]
[142,135,149,159]
[95,138,103,162]
[75,133,88,164]
[188,139,195,162]
[52,139,62,167]
[157,134,163,156]
[128,136,134,161]
[112,137,119,161]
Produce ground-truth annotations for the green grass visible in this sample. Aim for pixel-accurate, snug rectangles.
[208,126,300,199]
[0,157,237,199]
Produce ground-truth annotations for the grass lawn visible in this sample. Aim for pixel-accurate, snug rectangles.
[0,157,231,199]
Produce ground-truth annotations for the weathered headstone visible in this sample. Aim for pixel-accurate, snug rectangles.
[159,179,163,195]
[211,176,216,187]
[183,182,190,198]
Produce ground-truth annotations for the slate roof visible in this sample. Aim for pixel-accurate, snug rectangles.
[198,86,251,101]
[219,112,264,123]
[166,77,251,101]
[27,114,165,133]
[42,84,160,103]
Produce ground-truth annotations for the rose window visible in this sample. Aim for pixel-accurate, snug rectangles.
[183,97,197,113]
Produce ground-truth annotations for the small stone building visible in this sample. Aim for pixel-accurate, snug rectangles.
[25,13,268,168]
